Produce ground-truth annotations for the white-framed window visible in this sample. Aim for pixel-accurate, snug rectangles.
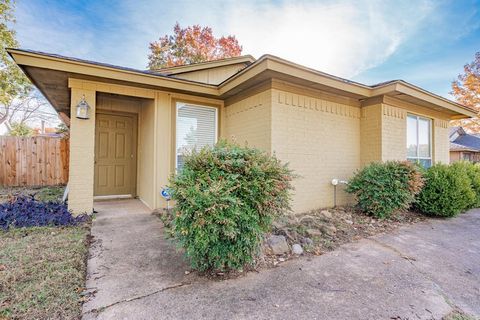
[463,152,472,161]
[176,102,218,170]
[407,114,432,168]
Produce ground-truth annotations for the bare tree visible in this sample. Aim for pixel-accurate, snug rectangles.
[0,91,58,133]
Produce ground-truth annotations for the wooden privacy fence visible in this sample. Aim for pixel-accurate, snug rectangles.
[0,136,69,187]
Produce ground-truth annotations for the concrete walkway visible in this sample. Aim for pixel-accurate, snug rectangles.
[82,200,480,320]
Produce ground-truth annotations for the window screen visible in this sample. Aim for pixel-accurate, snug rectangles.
[176,103,217,170]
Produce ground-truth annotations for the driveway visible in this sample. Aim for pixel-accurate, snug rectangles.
[82,200,480,320]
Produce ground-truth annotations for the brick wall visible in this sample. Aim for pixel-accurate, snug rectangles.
[270,88,361,213]
[68,87,96,214]
[380,101,450,164]
[434,119,449,164]
[381,104,407,161]
[360,104,382,166]
[222,90,272,152]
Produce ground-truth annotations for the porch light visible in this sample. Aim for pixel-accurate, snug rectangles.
[76,95,90,119]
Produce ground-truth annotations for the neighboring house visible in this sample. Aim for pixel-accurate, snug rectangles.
[450,126,480,163]
[8,49,475,215]
[32,127,63,137]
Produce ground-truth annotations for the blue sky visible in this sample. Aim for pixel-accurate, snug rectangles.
[13,0,480,98]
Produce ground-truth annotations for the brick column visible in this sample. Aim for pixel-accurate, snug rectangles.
[68,84,96,214]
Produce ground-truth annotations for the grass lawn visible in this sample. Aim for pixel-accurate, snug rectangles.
[0,226,90,319]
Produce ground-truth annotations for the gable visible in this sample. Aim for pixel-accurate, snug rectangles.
[168,62,249,85]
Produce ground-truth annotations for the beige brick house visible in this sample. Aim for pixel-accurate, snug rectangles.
[8,49,475,214]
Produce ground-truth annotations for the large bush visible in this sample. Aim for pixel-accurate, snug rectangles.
[346,161,424,218]
[169,141,294,272]
[416,163,475,217]
[451,161,480,208]
[0,196,88,230]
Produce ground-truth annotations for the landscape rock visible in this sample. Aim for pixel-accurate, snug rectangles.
[291,244,304,255]
[306,228,322,237]
[266,235,290,255]
[345,219,354,225]
[321,225,337,236]
[320,210,333,219]
[299,215,317,225]
[272,219,287,229]
[301,237,314,246]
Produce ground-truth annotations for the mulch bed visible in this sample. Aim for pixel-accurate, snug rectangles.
[180,207,427,278]
[260,207,426,268]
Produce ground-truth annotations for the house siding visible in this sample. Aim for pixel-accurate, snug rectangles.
[222,90,452,214]
[137,99,156,208]
[65,81,455,215]
[154,92,173,209]
[270,88,360,213]
[450,151,462,162]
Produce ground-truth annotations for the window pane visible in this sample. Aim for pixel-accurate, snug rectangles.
[418,158,432,168]
[407,115,417,157]
[418,118,430,157]
[176,104,216,169]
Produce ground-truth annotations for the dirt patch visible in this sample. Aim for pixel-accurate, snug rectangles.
[443,310,477,320]
[0,186,65,203]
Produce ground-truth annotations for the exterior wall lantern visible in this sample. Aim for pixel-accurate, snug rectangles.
[76,95,90,119]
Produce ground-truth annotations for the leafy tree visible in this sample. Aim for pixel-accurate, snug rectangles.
[451,52,480,132]
[148,22,242,70]
[0,0,33,128]
[9,122,33,136]
[55,123,69,134]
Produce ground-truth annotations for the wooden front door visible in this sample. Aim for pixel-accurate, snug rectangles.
[94,113,136,196]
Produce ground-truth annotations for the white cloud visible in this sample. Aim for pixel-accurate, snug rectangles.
[225,0,434,78]
[14,0,437,79]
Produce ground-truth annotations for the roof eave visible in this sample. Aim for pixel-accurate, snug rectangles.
[371,81,476,118]
[398,82,476,118]
[7,48,219,96]
[8,48,475,120]
[219,55,372,98]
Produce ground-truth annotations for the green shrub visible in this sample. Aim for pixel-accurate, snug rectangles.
[169,141,294,272]
[416,163,475,217]
[451,161,480,208]
[346,161,424,218]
